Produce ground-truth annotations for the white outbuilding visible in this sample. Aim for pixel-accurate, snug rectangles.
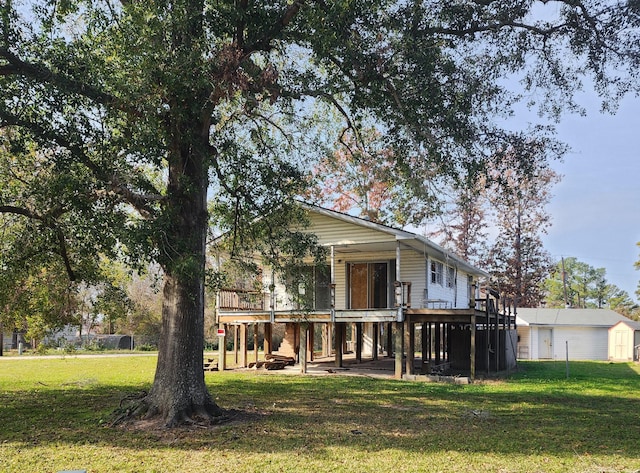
[516,308,631,361]
[608,319,640,361]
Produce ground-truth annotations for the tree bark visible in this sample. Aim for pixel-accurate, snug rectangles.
[137,97,222,426]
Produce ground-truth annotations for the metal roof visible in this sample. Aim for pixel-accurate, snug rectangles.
[516,308,630,327]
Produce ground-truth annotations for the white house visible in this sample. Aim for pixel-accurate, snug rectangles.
[214,204,517,378]
[516,308,631,361]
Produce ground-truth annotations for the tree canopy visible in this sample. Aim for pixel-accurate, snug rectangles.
[1,0,639,426]
[544,256,638,315]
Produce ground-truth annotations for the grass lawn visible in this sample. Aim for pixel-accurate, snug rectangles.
[0,356,639,473]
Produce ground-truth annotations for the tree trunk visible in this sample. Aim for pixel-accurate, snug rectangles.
[137,112,222,426]
[143,271,222,427]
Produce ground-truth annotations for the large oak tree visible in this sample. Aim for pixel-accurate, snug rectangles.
[1,1,638,426]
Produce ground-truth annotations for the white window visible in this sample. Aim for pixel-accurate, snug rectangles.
[446,266,455,288]
[430,261,443,285]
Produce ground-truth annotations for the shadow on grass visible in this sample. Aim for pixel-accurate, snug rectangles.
[1,361,639,460]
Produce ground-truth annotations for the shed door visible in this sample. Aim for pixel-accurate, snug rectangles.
[538,328,553,359]
[613,330,627,360]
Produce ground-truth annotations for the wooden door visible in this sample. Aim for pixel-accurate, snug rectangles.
[349,263,368,309]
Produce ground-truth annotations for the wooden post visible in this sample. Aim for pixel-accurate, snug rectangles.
[356,322,363,363]
[405,320,414,376]
[239,323,248,368]
[386,322,393,357]
[322,323,331,357]
[233,325,239,365]
[372,322,379,361]
[394,321,404,379]
[421,322,428,364]
[253,323,259,365]
[470,315,476,381]
[435,323,441,365]
[218,324,227,371]
[308,322,314,362]
[299,323,308,374]
[495,309,500,372]
[335,322,343,367]
[486,296,490,375]
[264,323,272,355]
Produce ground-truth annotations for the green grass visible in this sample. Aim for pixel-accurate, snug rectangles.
[1,357,639,472]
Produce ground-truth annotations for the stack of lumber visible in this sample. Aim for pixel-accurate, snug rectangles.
[248,354,296,370]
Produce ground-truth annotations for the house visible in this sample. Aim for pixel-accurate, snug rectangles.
[214,204,517,379]
[516,308,631,361]
[608,319,640,361]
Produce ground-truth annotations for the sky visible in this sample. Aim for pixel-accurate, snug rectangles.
[533,94,640,302]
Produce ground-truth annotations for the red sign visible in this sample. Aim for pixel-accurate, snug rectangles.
[217,328,226,336]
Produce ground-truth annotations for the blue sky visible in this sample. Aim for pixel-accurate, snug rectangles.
[538,94,640,302]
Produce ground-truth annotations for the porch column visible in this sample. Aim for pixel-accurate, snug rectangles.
[394,321,404,379]
[335,322,343,367]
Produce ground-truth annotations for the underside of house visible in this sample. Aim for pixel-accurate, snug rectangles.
[214,205,517,380]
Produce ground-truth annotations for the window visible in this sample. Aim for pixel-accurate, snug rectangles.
[430,261,443,285]
[446,266,455,288]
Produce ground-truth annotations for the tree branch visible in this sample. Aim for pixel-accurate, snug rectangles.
[0,205,76,280]
[0,47,116,106]
[0,110,162,217]
[241,0,306,54]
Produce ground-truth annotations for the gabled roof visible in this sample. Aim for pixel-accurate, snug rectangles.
[301,203,489,278]
[516,308,630,328]
[610,319,640,331]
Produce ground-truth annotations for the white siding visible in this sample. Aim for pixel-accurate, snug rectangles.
[301,213,398,246]
[329,249,428,310]
[400,251,427,309]
[528,326,609,360]
[423,256,474,308]
[516,326,532,359]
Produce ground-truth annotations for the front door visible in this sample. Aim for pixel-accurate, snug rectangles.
[348,262,389,309]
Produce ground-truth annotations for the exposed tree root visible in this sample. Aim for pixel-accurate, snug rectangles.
[109,391,229,430]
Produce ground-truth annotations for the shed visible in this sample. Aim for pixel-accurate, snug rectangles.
[608,320,640,361]
[516,308,630,361]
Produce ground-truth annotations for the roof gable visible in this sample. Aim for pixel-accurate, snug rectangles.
[610,319,640,331]
[299,204,488,277]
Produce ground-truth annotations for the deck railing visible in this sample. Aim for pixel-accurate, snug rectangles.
[218,289,264,311]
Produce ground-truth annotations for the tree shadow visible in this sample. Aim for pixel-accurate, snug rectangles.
[1,361,639,463]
